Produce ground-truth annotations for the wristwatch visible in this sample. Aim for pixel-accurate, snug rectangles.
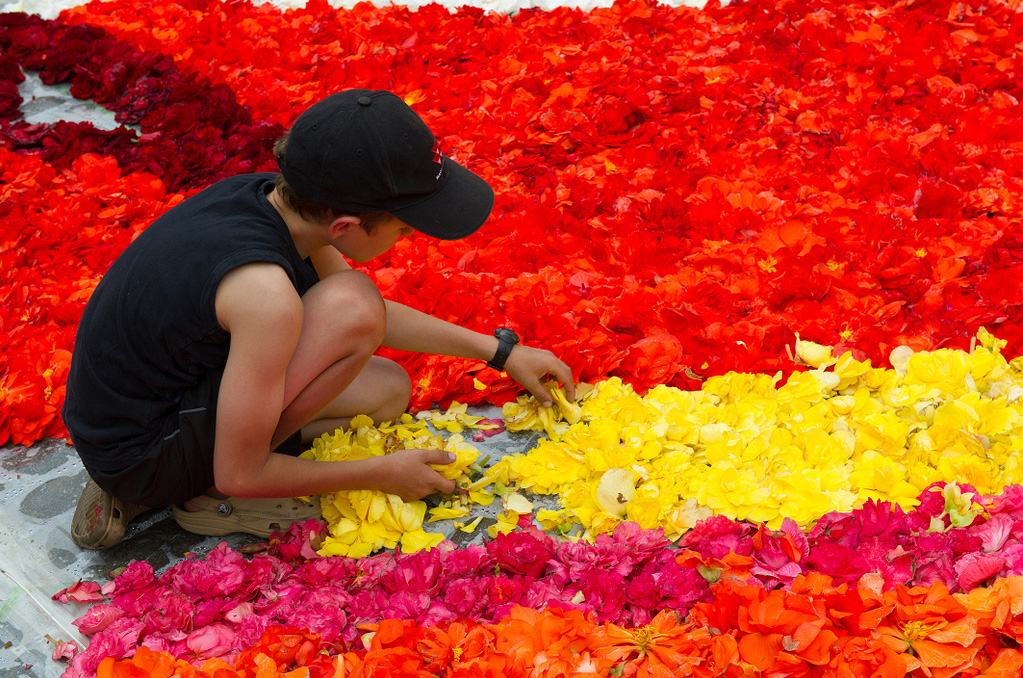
[487,328,520,371]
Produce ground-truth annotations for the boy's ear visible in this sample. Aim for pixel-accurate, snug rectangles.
[327,215,362,239]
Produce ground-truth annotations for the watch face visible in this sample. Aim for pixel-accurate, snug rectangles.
[496,328,519,343]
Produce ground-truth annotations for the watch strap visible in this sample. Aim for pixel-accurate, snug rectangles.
[487,329,519,370]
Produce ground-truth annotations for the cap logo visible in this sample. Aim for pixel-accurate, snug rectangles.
[431,140,444,180]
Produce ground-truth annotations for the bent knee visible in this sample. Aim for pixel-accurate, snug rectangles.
[384,358,413,406]
[309,271,386,343]
[371,357,412,422]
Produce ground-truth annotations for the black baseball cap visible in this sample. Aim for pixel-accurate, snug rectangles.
[276,89,494,240]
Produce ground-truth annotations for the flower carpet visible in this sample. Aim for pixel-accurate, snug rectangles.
[3,0,1023,674]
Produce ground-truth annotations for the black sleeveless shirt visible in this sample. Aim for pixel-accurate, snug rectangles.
[62,173,319,471]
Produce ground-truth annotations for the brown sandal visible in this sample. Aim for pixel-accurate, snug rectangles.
[71,479,151,550]
[172,495,321,538]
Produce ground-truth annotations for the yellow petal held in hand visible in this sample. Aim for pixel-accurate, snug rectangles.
[304,415,484,557]
[349,490,387,524]
[429,436,478,480]
[502,383,591,438]
[497,329,1023,534]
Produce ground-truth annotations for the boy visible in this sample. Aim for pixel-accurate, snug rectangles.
[63,89,575,549]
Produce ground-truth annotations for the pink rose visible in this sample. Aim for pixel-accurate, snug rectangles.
[72,604,124,636]
[1002,542,1023,572]
[678,515,754,559]
[520,578,565,611]
[170,543,247,598]
[442,543,493,576]
[295,555,356,586]
[573,572,626,623]
[378,591,431,621]
[142,590,193,634]
[272,518,327,562]
[283,590,349,639]
[65,624,135,678]
[487,528,556,579]
[914,483,950,519]
[50,640,78,662]
[419,599,456,628]
[233,613,274,650]
[808,512,858,548]
[625,571,667,610]
[805,544,870,585]
[947,528,983,558]
[875,545,914,589]
[610,521,671,564]
[661,565,712,610]
[140,636,171,654]
[487,576,528,609]
[990,486,1023,520]
[753,529,797,571]
[442,577,489,617]
[551,538,633,585]
[380,549,443,594]
[224,602,256,624]
[349,552,396,589]
[908,534,955,588]
[853,500,908,542]
[103,561,155,597]
[186,623,236,659]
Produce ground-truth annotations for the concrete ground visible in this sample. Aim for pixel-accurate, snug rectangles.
[1,73,549,677]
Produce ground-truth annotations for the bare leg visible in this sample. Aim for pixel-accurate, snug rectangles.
[185,271,398,512]
[185,357,410,511]
[268,270,387,450]
[299,355,412,441]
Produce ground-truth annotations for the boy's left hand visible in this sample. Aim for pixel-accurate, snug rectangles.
[503,345,575,407]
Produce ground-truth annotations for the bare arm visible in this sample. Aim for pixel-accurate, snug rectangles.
[212,262,454,501]
[308,243,576,406]
[382,300,576,406]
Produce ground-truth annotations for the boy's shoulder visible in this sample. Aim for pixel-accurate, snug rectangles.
[214,262,304,332]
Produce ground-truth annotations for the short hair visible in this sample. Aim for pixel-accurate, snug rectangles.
[273,130,389,232]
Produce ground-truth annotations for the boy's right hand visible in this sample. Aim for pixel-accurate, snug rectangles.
[375,449,458,502]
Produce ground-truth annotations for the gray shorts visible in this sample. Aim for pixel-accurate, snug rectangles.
[87,368,304,507]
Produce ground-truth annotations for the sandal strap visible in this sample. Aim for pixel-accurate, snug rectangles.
[173,495,320,538]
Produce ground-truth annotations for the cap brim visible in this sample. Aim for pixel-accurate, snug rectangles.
[389,159,495,240]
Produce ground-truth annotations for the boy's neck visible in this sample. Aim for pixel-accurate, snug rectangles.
[267,187,328,259]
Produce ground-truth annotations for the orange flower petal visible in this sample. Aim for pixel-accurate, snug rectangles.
[737,632,783,670]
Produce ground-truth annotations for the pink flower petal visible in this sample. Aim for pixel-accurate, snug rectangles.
[51,641,78,662]
[52,580,104,604]
[954,552,1006,591]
